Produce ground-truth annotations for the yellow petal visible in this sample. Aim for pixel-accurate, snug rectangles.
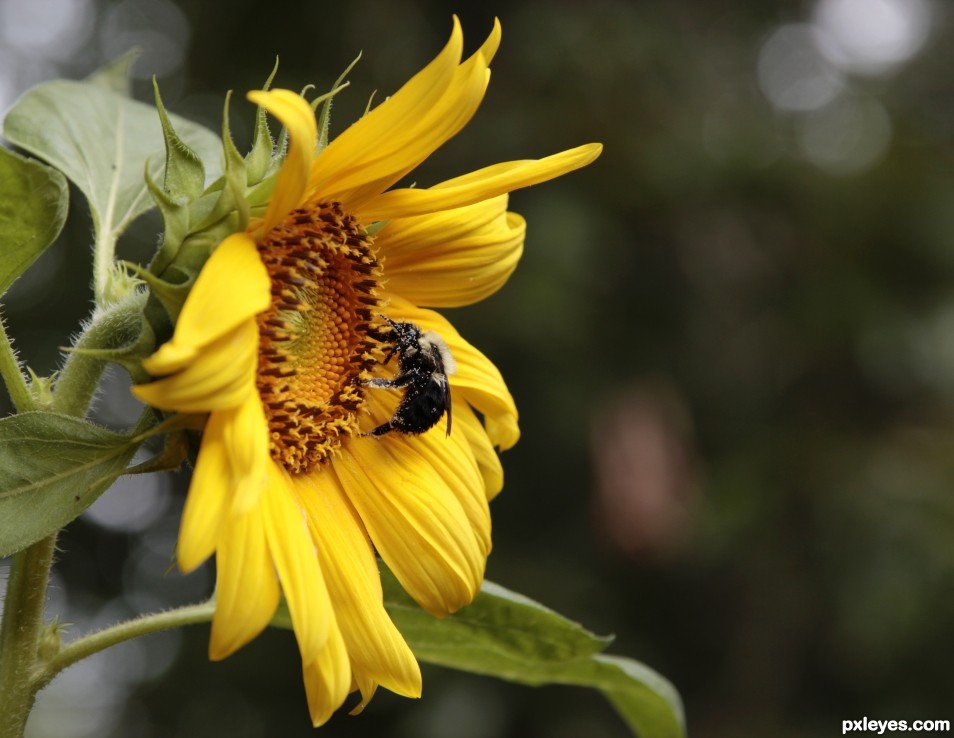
[209,506,279,660]
[309,19,502,211]
[294,471,422,698]
[143,233,269,373]
[302,624,352,728]
[364,390,491,558]
[376,196,525,307]
[382,297,520,450]
[171,394,270,573]
[261,467,331,665]
[247,89,317,234]
[453,399,505,501]
[357,143,603,222]
[133,319,259,413]
[335,431,486,616]
[307,19,462,203]
[176,410,230,573]
[223,392,270,514]
[349,673,379,716]
[438,341,519,449]
[474,16,503,66]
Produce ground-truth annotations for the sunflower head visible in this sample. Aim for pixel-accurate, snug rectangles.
[132,16,602,727]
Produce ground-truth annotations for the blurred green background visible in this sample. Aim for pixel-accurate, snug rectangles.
[3,0,954,736]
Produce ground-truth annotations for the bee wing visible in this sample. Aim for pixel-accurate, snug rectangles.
[444,381,453,436]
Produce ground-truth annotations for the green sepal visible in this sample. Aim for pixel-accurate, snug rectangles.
[144,81,213,281]
[25,369,55,409]
[141,61,370,340]
[221,91,250,232]
[153,78,206,202]
[144,169,228,290]
[38,618,65,663]
[0,411,151,556]
[142,95,255,335]
[124,260,193,333]
[245,109,275,186]
[0,147,69,297]
[316,53,362,153]
[139,96,255,338]
[143,163,192,278]
[143,59,364,320]
[101,261,144,306]
[245,60,280,184]
[185,94,250,236]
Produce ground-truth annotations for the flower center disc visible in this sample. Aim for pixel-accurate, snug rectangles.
[256,202,384,473]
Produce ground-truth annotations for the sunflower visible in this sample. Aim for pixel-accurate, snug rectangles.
[133,17,601,726]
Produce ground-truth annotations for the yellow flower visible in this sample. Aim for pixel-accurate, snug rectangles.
[133,17,601,726]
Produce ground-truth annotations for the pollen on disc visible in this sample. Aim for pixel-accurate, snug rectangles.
[255,202,387,473]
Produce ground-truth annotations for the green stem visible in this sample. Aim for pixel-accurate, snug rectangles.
[34,600,216,692]
[51,295,144,417]
[93,230,116,307]
[0,290,151,738]
[93,104,125,305]
[0,315,34,413]
[0,533,58,738]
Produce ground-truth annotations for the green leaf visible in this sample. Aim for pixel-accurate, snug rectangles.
[273,569,685,737]
[385,574,611,665]
[588,655,687,738]
[86,49,139,96]
[0,411,145,556]
[381,570,685,738]
[2,75,222,250]
[0,147,68,296]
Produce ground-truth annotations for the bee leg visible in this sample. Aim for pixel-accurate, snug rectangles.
[364,377,397,389]
[362,420,395,437]
[364,372,412,390]
[382,345,399,365]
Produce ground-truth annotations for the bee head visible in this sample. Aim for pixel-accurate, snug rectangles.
[379,316,418,344]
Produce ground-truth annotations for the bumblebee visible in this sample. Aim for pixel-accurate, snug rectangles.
[362,317,456,437]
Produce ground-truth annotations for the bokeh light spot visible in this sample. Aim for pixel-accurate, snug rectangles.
[798,94,892,174]
[757,24,846,112]
[814,0,933,75]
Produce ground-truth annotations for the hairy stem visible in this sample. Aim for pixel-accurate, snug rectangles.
[0,290,150,738]
[0,533,58,738]
[35,600,216,692]
[51,294,145,417]
[0,315,34,413]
